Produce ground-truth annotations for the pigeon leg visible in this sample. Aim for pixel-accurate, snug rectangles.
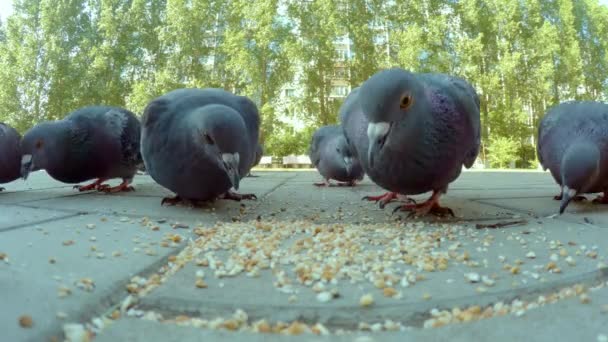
[392,191,454,218]
[337,180,357,187]
[592,191,608,204]
[314,179,331,187]
[74,178,107,192]
[221,191,257,201]
[553,191,586,202]
[98,179,135,193]
[161,195,184,206]
[363,192,415,209]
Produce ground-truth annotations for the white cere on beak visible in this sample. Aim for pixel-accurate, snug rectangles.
[343,156,353,165]
[222,153,239,166]
[21,154,32,164]
[367,122,391,140]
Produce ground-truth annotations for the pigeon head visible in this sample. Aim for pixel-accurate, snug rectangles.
[333,135,356,175]
[559,141,600,214]
[359,68,427,168]
[193,104,248,190]
[20,121,70,180]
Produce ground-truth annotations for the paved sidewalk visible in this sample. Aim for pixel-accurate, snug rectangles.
[1,170,607,342]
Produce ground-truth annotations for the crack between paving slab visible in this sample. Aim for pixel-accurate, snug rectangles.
[473,199,608,229]
[42,178,298,339]
[37,241,189,342]
[0,212,87,232]
[3,191,96,206]
[134,267,608,330]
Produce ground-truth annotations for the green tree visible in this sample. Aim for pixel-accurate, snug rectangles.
[487,136,520,168]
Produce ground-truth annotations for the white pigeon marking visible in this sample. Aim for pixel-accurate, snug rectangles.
[367,122,390,141]
[21,154,32,164]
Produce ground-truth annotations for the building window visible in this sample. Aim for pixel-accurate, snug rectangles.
[334,67,347,78]
[336,49,348,60]
[285,89,296,97]
[331,86,349,97]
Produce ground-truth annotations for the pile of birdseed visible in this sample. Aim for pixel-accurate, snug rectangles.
[73,218,607,337]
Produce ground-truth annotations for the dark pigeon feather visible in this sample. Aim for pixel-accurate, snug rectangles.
[309,125,364,183]
[537,101,608,212]
[141,88,260,202]
[342,68,480,197]
[20,106,142,186]
[0,123,22,188]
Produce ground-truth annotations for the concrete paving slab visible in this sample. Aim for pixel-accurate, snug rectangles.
[2,170,608,342]
[11,173,296,221]
[96,284,608,342]
[0,213,187,342]
[0,205,79,231]
[135,216,608,327]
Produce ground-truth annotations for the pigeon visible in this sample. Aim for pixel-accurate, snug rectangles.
[20,106,142,192]
[341,68,481,216]
[537,101,608,214]
[247,143,263,177]
[140,88,260,205]
[309,124,364,186]
[0,123,22,191]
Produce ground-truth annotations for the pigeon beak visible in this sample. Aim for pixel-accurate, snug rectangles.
[559,186,577,214]
[222,153,241,191]
[367,122,391,169]
[20,154,33,180]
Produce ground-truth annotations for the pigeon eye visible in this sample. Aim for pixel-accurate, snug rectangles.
[203,133,214,145]
[400,95,413,110]
[35,140,43,149]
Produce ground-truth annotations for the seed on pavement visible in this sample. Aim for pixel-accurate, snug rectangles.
[19,315,33,328]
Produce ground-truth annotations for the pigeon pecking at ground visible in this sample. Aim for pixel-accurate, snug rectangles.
[140,88,260,206]
[20,106,142,192]
[537,101,608,214]
[342,68,481,217]
[309,124,364,187]
[0,122,22,191]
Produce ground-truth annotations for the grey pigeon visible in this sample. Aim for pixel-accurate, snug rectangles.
[341,68,480,216]
[0,123,22,191]
[309,124,364,186]
[247,143,263,177]
[140,88,260,205]
[20,106,142,192]
[537,101,608,214]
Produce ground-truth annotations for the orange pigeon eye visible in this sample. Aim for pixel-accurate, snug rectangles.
[400,94,414,110]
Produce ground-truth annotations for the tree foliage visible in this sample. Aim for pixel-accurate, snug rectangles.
[0,0,607,163]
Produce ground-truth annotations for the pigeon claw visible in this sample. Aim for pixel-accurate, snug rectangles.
[362,192,397,209]
[336,181,357,187]
[592,193,608,204]
[74,178,107,192]
[392,191,454,218]
[98,181,135,193]
[161,195,183,206]
[363,192,414,209]
[393,203,455,218]
[553,193,586,202]
[222,191,257,201]
[314,180,330,187]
